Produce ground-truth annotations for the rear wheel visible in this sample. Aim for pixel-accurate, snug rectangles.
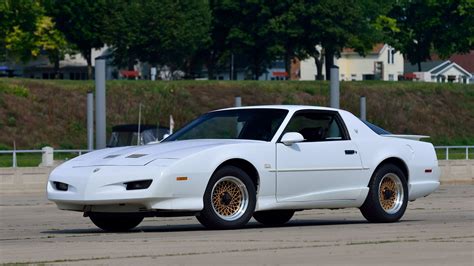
[197,166,256,229]
[253,210,295,226]
[89,213,143,232]
[360,164,408,223]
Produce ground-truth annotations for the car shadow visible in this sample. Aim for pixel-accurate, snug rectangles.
[41,218,418,235]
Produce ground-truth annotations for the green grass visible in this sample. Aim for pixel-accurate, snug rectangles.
[1,78,473,149]
[435,148,474,160]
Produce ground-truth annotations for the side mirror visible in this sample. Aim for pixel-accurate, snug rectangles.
[281,132,305,146]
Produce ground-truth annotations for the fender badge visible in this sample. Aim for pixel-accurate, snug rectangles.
[93,168,101,173]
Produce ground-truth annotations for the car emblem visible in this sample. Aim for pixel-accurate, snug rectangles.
[93,168,101,173]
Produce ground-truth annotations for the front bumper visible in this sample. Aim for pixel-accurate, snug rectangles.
[47,165,204,212]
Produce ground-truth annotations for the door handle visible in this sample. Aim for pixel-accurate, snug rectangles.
[345,150,357,155]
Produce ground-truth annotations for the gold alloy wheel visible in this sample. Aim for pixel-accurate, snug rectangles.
[211,176,249,221]
[378,173,404,214]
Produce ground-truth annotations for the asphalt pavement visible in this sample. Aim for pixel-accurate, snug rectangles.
[0,185,473,265]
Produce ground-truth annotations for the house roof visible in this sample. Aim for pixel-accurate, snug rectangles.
[404,60,445,73]
[407,50,474,74]
[342,43,386,55]
[448,51,474,73]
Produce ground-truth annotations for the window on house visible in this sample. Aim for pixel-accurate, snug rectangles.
[351,74,357,81]
[391,50,395,64]
[389,74,394,81]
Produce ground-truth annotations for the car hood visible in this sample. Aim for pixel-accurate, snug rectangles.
[70,139,261,167]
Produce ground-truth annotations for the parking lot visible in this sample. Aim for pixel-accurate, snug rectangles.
[0,185,472,265]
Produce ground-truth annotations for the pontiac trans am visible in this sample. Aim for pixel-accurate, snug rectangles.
[47,106,440,231]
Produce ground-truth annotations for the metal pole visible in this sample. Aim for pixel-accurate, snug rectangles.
[329,66,340,108]
[12,141,17,168]
[235,96,242,107]
[95,58,106,149]
[466,147,469,160]
[87,92,94,151]
[235,96,242,133]
[360,96,366,121]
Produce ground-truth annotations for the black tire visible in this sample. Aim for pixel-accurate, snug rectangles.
[89,213,144,232]
[360,163,408,223]
[196,166,256,229]
[253,210,295,226]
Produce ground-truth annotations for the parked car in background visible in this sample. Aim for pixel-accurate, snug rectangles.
[48,106,440,232]
[108,124,169,147]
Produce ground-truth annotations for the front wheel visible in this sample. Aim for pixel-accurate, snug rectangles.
[197,166,256,229]
[89,213,144,232]
[360,164,408,223]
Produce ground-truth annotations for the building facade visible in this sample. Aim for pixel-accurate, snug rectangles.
[300,44,404,81]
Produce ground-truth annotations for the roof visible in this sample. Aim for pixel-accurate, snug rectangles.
[448,51,474,73]
[216,105,340,112]
[342,43,386,55]
[404,60,445,73]
[406,50,474,74]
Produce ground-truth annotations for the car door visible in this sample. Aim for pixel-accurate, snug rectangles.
[276,110,366,202]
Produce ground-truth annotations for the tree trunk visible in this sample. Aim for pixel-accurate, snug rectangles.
[417,61,421,72]
[253,60,260,80]
[314,50,324,80]
[85,50,92,80]
[284,49,291,80]
[207,53,215,80]
[324,49,335,81]
[53,56,60,79]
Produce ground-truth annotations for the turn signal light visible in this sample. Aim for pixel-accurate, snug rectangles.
[176,177,188,181]
[125,180,152,190]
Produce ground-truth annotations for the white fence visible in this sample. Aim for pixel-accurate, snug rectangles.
[434,146,473,160]
[0,148,90,168]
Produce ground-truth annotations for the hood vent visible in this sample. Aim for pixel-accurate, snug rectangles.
[126,154,148,158]
[104,154,121,159]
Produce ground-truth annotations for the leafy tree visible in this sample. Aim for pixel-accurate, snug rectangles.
[222,1,282,80]
[48,0,107,79]
[104,0,211,76]
[1,0,70,78]
[298,0,386,80]
[383,0,474,71]
[0,0,44,62]
[269,1,306,78]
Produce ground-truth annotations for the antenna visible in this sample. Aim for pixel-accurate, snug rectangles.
[137,103,142,145]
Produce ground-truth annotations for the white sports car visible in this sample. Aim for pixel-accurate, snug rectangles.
[47,105,440,231]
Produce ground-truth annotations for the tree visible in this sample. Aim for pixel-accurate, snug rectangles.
[269,1,306,78]
[303,0,386,80]
[222,1,281,80]
[383,0,474,71]
[48,0,107,79]
[1,0,70,77]
[103,0,211,76]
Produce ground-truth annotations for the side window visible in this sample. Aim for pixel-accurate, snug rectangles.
[283,111,347,142]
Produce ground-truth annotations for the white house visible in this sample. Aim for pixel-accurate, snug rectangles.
[300,44,404,81]
[405,60,471,84]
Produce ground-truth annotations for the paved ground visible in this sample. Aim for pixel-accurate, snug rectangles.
[0,185,473,265]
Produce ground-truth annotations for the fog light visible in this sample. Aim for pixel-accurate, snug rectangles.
[53,181,68,191]
[125,180,152,190]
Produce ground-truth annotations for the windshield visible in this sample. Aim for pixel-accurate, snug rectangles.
[164,109,289,142]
